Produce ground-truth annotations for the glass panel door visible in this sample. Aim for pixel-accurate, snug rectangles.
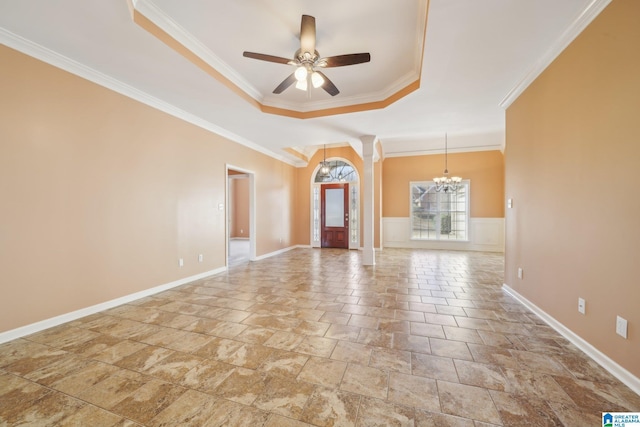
[325,188,345,227]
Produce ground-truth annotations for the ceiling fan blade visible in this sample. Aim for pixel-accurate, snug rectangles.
[300,15,316,54]
[322,53,371,67]
[273,73,297,94]
[315,71,339,96]
[243,51,292,65]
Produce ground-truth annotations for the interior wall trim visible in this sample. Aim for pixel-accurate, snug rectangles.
[252,245,304,262]
[499,0,612,109]
[382,144,502,158]
[0,266,226,344]
[0,27,300,167]
[383,217,505,253]
[129,0,428,118]
[502,284,640,395]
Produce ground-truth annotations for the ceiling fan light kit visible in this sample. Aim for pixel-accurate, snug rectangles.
[243,15,370,96]
[311,71,324,88]
[294,66,308,82]
[295,79,308,91]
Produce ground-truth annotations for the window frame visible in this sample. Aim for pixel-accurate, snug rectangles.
[409,180,470,242]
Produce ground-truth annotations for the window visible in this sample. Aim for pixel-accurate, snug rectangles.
[410,181,469,241]
[314,160,357,183]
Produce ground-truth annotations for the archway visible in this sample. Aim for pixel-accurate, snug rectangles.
[310,159,360,249]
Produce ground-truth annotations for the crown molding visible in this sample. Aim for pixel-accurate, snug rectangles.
[0,27,299,167]
[499,0,612,109]
[383,144,503,158]
[131,0,428,118]
[132,0,263,102]
[261,71,420,113]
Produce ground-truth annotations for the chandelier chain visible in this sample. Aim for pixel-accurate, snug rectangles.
[433,133,462,192]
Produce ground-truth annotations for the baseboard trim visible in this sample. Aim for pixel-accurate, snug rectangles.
[252,245,304,261]
[502,284,640,395]
[0,266,226,344]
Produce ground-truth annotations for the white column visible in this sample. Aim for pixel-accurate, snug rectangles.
[360,135,377,266]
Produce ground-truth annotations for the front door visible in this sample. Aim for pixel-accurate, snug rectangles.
[321,183,349,248]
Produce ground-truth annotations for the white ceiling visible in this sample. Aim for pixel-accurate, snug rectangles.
[0,0,606,165]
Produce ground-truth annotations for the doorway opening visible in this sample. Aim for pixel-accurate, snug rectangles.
[226,166,255,265]
[311,158,359,249]
[321,183,350,248]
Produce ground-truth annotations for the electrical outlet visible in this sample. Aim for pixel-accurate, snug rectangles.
[198,254,203,263]
[616,316,628,339]
[578,298,585,315]
[517,267,523,279]
[179,258,184,267]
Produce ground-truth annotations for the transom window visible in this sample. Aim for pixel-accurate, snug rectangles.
[410,181,469,241]
[314,160,357,183]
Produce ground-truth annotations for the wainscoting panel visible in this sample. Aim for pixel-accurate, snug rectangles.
[382,217,504,252]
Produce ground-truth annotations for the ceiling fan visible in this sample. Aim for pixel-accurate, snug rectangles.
[243,15,371,96]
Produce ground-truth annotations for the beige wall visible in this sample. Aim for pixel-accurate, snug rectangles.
[0,45,296,333]
[505,0,640,377]
[383,150,505,218]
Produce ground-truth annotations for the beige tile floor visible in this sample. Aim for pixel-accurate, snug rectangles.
[1,248,638,426]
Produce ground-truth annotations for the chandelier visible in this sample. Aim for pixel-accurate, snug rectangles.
[433,133,462,192]
[319,144,330,176]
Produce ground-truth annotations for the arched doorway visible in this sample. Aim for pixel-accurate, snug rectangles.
[310,159,360,249]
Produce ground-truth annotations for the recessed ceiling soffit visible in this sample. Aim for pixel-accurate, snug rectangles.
[127,0,429,119]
